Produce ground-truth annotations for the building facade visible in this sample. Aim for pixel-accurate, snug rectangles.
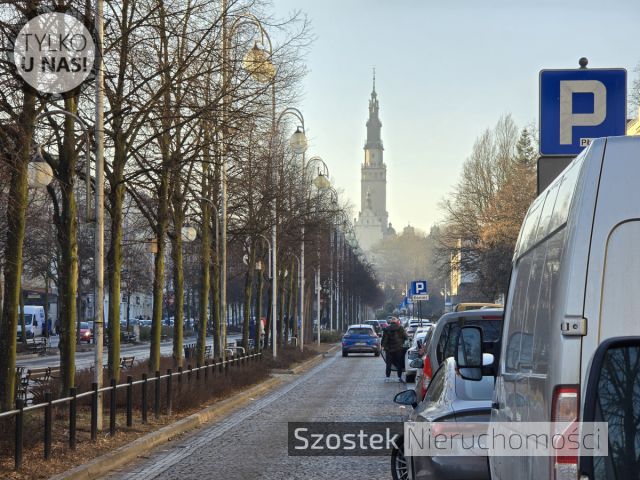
[354,74,393,251]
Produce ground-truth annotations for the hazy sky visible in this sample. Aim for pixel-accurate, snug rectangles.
[272,0,639,232]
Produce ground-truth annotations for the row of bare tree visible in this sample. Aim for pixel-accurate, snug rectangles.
[0,0,381,411]
[437,115,538,301]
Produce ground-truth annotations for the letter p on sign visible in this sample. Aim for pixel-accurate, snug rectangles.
[559,80,606,145]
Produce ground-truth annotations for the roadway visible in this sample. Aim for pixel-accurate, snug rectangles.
[16,334,242,370]
[104,351,406,479]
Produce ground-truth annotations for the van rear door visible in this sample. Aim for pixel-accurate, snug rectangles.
[582,137,640,390]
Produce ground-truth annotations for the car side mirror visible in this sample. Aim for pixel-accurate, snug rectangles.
[580,337,640,479]
[409,358,424,369]
[394,389,418,408]
[457,326,484,381]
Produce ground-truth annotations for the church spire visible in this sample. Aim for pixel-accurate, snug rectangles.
[372,67,376,94]
[366,69,382,152]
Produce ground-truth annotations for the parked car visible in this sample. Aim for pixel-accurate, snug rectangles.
[453,302,502,312]
[392,354,495,480]
[416,309,503,399]
[406,319,432,340]
[458,138,640,480]
[79,322,93,343]
[341,324,380,357]
[364,319,384,335]
[16,305,46,339]
[404,327,432,383]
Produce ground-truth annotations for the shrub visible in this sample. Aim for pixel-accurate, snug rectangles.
[320,330,342,343]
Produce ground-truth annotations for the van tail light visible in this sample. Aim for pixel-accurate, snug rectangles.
[551,385,579,480]
[421,356,433,398]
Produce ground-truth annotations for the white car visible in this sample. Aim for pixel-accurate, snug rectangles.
[404,326,432,383]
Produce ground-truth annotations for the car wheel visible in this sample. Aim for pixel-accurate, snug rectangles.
[406,372,416,383]
[342,350,348,357]
[391,436,409,480]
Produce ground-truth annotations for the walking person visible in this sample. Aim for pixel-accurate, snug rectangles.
[381,317,408,382]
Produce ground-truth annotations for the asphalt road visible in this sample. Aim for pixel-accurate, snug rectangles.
[16,334,242,370]
[103,351,407,479]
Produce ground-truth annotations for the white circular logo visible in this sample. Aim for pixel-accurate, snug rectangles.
[13,12,95,94]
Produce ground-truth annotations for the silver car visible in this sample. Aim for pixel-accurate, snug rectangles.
[393,356,494,480]
[404,327,432,383]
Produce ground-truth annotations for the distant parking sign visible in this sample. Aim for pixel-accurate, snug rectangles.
[410,281,428,296]
[540,68,626,155]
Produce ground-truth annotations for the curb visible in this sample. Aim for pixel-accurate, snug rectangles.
[49,349,331,480]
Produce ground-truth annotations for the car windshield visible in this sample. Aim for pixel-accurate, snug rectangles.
[80,322,90,329]
[346,328,373,336]
[411,332,428,348]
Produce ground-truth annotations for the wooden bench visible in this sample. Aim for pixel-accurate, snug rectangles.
[225,346,245,358]
[26,337,48,355]
[121,332,136,343]
[15,366,26,401]
[16,366,60,403]
[120,356,135,369]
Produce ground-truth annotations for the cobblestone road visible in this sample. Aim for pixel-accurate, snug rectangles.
[104,351,408,479]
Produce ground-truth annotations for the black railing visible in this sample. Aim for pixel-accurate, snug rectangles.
[0,351,261,471]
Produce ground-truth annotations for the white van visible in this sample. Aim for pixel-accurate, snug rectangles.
[16,305,46,339]
[464,136,640,480]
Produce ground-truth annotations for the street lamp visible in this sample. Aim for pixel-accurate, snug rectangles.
[223,11,275,359]
[289,126,308,155]
[242,41,276,84]
[304,156,331,348]
[27,146,54,188]
[274,107,306,353]
[181,224,197,243]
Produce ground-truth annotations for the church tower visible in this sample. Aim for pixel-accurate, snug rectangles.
[355,71,392,251]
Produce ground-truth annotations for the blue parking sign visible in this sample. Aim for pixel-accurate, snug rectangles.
[540,69,626,155]
[411,281,428,296]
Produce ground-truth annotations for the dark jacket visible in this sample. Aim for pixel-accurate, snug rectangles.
[381,323,408,353]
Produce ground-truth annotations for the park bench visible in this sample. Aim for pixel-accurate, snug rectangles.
[225,345,245,358]
[120,356,135,369]
[121,331,136,343]
[16,366,60,403]
[26,337,47,355]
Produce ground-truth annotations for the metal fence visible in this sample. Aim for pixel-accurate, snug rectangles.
[0,351,262,471]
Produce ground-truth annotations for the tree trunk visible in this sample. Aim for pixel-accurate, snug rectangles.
[277,270,285,347]
[106,143,125,381]
[210,253,220,357]
[171,209,185,368]
[44,274,49,337]
[242,244,256,351]
[264,282,271,349]
[150,175,169,372]
[255,269,264,351]
[287,259,295,345]
[58,96,80,395]
[0,91,35,410]
[20,287,25,344]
